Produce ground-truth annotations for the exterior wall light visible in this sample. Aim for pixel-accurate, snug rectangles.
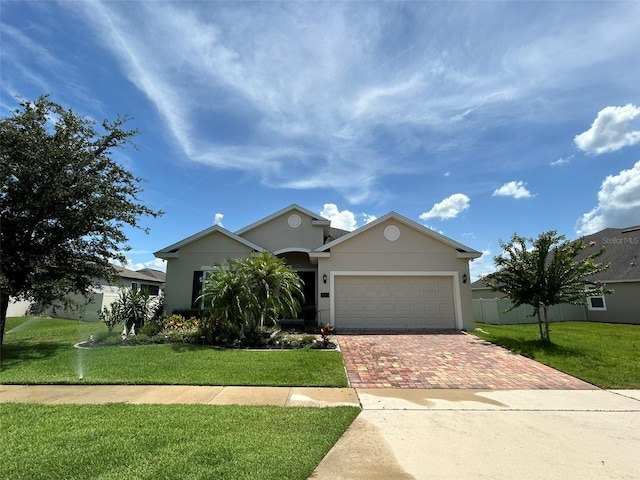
[462,274,468,284]
[323,274,327,284]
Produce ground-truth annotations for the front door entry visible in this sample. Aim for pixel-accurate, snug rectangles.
[297,271,316,320]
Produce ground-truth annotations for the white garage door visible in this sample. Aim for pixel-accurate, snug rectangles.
[334,275,456,330]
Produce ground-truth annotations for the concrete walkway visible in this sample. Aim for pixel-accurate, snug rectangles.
[3,384,639,479]
[0,384,359,407]
[311,388,640,480]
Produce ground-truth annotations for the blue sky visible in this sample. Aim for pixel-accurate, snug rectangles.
[2,1,639,280]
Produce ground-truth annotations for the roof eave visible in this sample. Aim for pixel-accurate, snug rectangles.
[235,204,330,236]
[154,225,266,258]
[457,251,483,259]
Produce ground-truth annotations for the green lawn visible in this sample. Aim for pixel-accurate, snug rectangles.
[1,403,360,480]
[472,321,640,389]
[0,317,348,387]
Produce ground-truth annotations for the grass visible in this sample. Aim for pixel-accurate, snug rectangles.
[0,317,348,387]
[1,403,360,480]
[472,321,640,389]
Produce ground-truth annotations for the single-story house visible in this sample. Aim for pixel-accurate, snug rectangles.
[577,226,639,324]
[6,265,165,322]
[154,204,482,331]
[472,225,640,325]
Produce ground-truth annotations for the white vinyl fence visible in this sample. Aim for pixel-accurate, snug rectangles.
[473,298,586,325]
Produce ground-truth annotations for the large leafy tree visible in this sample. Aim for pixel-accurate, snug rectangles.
[0,95,161,346]
[485,231,611,342]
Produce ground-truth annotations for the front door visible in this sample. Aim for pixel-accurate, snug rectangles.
[297,271,316,320]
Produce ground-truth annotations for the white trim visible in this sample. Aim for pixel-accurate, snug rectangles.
[155,225,265,258]
[587,295,607,311]
[329,271,463,330]
[308,252,331,258]
[235,204,329,235]
[273,247,311,255]
[316,212,481,259]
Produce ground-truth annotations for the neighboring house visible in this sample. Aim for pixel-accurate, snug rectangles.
[577,226,640,324]
[6,266,165,322]
[472,225,640,325]
[154,204,482,331]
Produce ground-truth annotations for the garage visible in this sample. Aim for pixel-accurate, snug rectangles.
[333,275,457,331]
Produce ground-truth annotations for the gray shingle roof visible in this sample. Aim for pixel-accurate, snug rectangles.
[578,226,640,282]
[112,265,166,284]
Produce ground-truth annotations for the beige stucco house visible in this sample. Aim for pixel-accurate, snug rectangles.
[155,204,482,331]
[7,266,165,322]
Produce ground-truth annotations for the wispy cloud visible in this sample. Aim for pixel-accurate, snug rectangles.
[469,249,495,282]
[63,1,640,204]
[550,155,573,167]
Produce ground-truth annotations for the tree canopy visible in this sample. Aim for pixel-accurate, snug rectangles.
[0,95,162,345]
[485,231,611,342]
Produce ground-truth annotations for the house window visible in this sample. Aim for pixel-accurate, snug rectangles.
[587,295,607,311]
[132,282,160,296]
[141,284,160,296]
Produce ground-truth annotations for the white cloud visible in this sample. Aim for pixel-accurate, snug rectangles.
[550,155,573,167]
[319,204,378,231]
[419,193,470,221]
[423,224,445,235]
[320,203,358,231]
[56,1,640,204]
[469,249,495,282]
[492,180,533,199]
[214,213,224,226]
[362,213,377,225]
[574,104,640,154]
[576,160,640,235]
[123,257,167,272]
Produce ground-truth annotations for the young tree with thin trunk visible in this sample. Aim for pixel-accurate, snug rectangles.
[0,95,161,347]
[485,231,611,342]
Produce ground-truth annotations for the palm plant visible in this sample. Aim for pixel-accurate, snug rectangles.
[242,252,304,331]
[113,286,151,334]
[198,253,304,341]
[199,259,252,339]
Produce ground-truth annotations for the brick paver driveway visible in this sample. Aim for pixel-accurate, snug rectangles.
[338,332,597,389]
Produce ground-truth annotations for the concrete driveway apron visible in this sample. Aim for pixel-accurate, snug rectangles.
[337,332,597,389]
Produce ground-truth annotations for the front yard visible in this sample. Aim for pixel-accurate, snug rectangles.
[0,317,358,480]
[1,403,360,480]
[0,317,348,387]
[472,321,640,389]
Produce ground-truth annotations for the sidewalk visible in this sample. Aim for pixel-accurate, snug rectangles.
[0,384,359,407]
[3,384,639,479]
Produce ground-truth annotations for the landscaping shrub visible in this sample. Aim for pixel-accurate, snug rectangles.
[172,308,203,319]
[198,253,304,342]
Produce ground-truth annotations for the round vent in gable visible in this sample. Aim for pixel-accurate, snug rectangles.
[384,225,400,241]
[288,214,302,228]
